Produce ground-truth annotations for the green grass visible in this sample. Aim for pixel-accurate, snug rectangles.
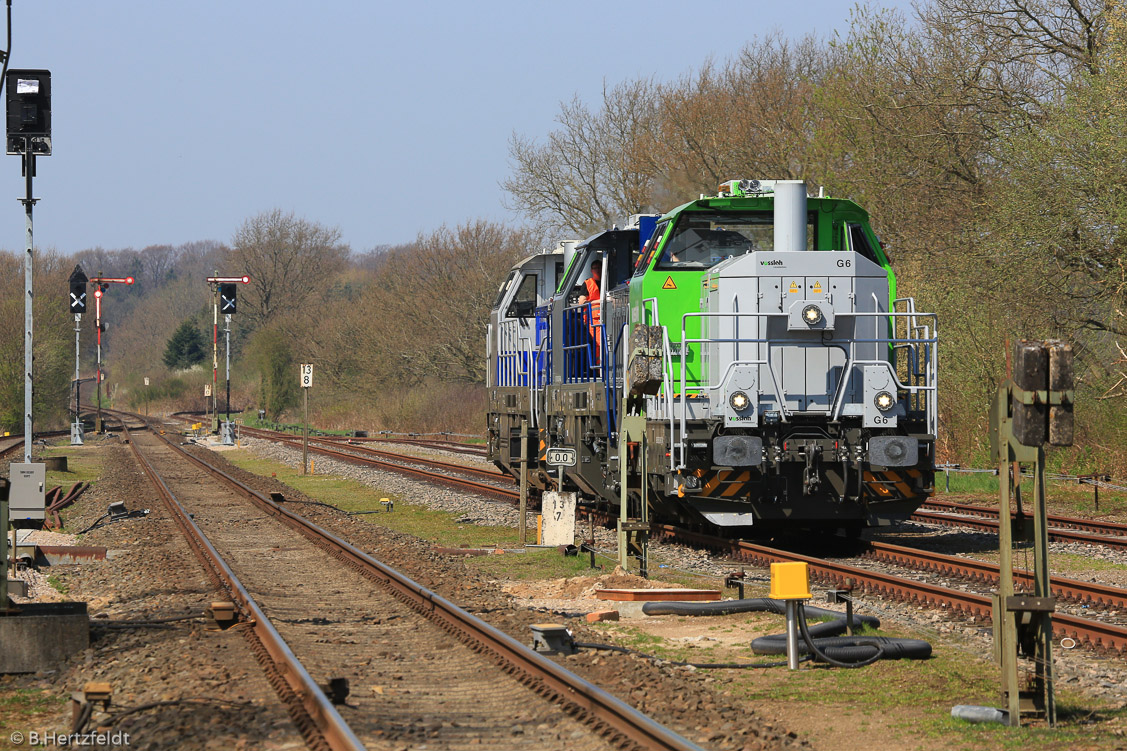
[45,574,68,595]
[901,698,1127,750]
[245,415,354,437]
[37,444,103,490]
[1050,552,1127,573]
[472,548,600,580]
[0,687,67,741]
[33,442,104,534]
[937,469,1127,518]
[222,450,521,549]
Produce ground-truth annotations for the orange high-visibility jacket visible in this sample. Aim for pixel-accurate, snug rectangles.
[584,277,601,325]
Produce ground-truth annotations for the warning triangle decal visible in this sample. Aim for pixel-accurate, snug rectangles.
[662,276,677,290]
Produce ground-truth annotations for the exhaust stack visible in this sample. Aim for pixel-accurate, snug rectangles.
[560,240,578,274]
[773,180,808,252]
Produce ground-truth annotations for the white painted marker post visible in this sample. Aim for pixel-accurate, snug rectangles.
[300,364,313,474]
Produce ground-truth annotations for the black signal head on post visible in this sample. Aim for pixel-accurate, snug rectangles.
[219,283,237,314]
[69,265,88,314]
[69,281,86,314]
[5,69,51,156]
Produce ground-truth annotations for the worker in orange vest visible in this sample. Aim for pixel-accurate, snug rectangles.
[577,259,602,361]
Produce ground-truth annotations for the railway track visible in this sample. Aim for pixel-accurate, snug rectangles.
[324,433,488,458]
[134,413,1127,656]
[648,525,1127,654]
[236,424,518,502]
[167,411,488,457]
[0,429,70,460]
[241,425,503,482]
[915,499,1127,549]
[860,539,1127,609]
[116,412,704,751]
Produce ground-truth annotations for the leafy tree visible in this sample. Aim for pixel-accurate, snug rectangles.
[162,319,207,370]
[246,325,298,419]
[985,3,1127,340]
[0,250,80,431]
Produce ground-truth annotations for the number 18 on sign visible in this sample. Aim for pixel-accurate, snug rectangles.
[300,364,312,475]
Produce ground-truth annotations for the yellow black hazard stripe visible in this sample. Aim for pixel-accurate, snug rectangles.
[699,469,755,498]
[863,468,924,499]
[693,467,927,500]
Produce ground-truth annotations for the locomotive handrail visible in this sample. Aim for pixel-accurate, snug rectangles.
[559,299,604,384]
[673,308,938,469]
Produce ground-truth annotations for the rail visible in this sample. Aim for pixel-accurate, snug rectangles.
[121,419,365,751]
[124,412,706,751]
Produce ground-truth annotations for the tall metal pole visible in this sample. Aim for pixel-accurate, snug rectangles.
[73,315,80,414]
[518,418,528,544]
[20,145,34,462]
[212,276,219,434]
[95,285,102,434]
[1,480,8,609]
[225,314,231,425]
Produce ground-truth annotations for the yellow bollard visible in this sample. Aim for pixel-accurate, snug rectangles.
[769,562,812,670]
[537,514,543,545]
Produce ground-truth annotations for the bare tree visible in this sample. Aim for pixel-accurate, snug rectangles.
[230,210,350,329]
[315,220,536,388]
[503,79,658,235]
[924,0,1106,83]
[641,35,829,204]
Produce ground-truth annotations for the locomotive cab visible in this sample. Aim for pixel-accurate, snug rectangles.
[625,180,937,531]
[486,243,570,477]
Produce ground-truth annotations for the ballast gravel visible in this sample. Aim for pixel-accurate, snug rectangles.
[242,433,1127,710]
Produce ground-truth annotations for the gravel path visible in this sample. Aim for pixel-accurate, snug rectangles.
[2,439,305,751]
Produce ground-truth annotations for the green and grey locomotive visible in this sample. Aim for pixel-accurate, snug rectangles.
[487,180,937,533]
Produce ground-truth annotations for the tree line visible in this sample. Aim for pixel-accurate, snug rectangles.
[0,212,536,434]
[504,0,1124,468]
[0,0,1121,469]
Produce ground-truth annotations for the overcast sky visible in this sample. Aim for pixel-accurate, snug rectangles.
[2,1,911,255]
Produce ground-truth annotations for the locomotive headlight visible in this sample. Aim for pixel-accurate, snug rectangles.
[729,391,751,412]
[801,304,823,325]
[874,391,895,411]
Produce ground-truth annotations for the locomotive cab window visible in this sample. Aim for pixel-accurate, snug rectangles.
[505,273,538,319]
[847,223,883,265]
[564,228,639,302]
[633,220,668,278]
[492,269,518,310]
[656,211,814,271]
